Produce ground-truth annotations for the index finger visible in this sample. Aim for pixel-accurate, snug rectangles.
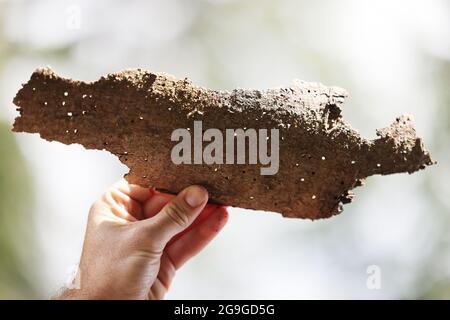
[114,179,151,203]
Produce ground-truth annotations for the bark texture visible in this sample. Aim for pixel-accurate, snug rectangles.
[12,67,435,219]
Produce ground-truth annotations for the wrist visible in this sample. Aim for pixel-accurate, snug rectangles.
[52,287,94,300]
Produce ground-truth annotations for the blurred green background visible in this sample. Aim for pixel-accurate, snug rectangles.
[0,0,449,299]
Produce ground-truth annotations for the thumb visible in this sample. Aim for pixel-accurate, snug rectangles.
[141,185,208,245]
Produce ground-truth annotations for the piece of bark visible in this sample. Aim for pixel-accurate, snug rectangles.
[12,67,435,219]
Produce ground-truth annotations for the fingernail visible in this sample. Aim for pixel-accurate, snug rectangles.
[184,186,207,207]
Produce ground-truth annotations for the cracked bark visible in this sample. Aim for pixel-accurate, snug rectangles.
[12,67,435,219]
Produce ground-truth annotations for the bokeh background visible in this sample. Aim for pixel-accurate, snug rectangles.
[0,0,449,299]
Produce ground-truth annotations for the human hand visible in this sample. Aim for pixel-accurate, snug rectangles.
[55,179,228,300]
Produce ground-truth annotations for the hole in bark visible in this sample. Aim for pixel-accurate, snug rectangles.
[325,104,342,122]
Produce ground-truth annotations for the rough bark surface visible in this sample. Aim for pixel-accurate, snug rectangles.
[12,67,435,219]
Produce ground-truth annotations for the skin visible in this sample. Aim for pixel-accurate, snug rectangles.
[54,179,229,300]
